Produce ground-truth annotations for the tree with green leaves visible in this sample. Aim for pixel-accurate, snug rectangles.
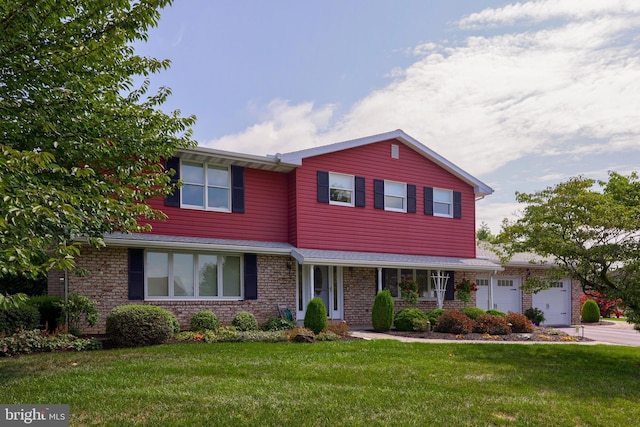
[476,221,495,242]
[0,0,195,276]
[496,172,640,326]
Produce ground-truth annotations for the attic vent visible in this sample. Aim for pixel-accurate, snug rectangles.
[391,144,399,159]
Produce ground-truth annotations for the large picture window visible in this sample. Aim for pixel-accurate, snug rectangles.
[146,251,242,299]
[181,161,230,211]
[382,268,435,300]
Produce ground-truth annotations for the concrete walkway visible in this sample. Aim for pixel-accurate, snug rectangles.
[350,321,640,346]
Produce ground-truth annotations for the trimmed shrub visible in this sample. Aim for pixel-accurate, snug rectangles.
[231,311,259,331]
[28,296,63,332]
[461,307,486,320]
[433,310,474,334]
[581,299,600,323]
[0,304,40,334]
[426,308,446,327]
[262,317,296,331]
[486,309,506,317]
[106,305,177,347]
[412,318,431,332]
[304,298,328,334]
[371,290,394,332]
[190,310,220,332]
[473,314,511,335]
[394,308,429,332]
[506,312,534,333]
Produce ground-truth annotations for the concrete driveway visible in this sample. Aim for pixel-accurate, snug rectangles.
[556,321,640,347]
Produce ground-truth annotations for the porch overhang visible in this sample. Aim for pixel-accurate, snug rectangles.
[102,233,294,255]
[291,248,502,272]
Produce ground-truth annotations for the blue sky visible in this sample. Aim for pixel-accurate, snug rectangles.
[135,0,640,233]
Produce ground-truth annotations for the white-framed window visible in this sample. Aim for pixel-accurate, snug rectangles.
[497,279,514,287]
[146,251,242,299]
[329,172,354,206]
[181,161,230,211]
[477,278,489,287]
[385,180,406,212]
[433,188,453,217]
[382,268,436,300]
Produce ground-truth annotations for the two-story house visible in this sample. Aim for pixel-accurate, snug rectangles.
[48,130,581,333]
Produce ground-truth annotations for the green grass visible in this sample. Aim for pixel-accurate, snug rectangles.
[1,341,639,426]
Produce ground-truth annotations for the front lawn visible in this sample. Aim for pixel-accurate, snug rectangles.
[1,341,638,426]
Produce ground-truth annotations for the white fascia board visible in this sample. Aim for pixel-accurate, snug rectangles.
[176,146,298,173]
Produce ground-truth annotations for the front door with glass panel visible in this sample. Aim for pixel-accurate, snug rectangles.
[297,265,343,320]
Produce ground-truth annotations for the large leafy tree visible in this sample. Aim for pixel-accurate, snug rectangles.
[497,172,640,324]
[0,0,195,276]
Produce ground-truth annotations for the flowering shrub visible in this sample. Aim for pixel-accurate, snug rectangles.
[398,277,420,305]
[455,279,477,307]
[580,291,624,318]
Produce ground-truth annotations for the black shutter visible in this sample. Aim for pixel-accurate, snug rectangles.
[165,157,180,207]
[407,184,416,213]
[453,191,462,219]
[374,179,384,209]
[445,271,455,301]
[424,187,434,215]
[128,248,144,300]
[355,176,365,207]
[231,165,245,213]
[317,171,329,203]
[244,253,258,300]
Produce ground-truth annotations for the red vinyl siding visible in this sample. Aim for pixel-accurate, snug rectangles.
[293,139,477,258]
[145,168,290,242]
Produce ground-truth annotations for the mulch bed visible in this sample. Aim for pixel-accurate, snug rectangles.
[382,328,592,342]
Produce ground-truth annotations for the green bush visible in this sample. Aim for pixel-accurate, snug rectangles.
[506,312,534,333]
[486,309,506,317]
[473,314,511,335]
[371,290,394,332]
[524,307,546,325]
[231,311,259,331]
[581,299,600,323]
[433,310,473,334]
[262,317,296,331]
[106,305,177,347]
[0,304,40,334]
[426,308,446,326]
[55,292,99,336]
[29,295,63,332]
[304,298,328,334]
[394,308,428,332]
[412,318,431,332]
[190,310,220,331]
[0,329,101,357]
[461,307,486,320]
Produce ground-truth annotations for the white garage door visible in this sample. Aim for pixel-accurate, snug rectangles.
[532,280,570,325]
[493,278,521,313]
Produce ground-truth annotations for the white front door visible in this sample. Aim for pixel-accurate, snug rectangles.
[296,265,343,320]
[532,279,570,325]
[492,278,521,313]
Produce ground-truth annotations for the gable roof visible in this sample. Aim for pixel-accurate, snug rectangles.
[278,129,494,197]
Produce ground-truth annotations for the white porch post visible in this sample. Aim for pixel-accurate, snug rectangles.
[309,264,315,300]
[432,270,450,309]
[377,267,382,293]
[489,273,494,311]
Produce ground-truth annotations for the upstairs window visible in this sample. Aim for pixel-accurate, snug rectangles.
[329,173,354,206]
[433,189,453,217]
[181,161,230,211]
[384,181,406,212]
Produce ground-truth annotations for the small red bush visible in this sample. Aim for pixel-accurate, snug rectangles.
[433,310,473,334]
[506,312,534,333]
[473,314,511,335]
